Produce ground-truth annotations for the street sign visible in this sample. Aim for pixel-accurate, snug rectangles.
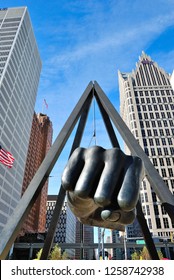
[136,240,145,245]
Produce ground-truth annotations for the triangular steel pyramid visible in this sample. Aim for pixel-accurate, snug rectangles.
[0,81,174,260]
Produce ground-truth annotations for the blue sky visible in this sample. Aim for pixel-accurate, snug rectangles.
[2,0,174,195]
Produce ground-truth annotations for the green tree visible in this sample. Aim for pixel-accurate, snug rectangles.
[131,246,164,260]
[49,244,68,260]
[131,250,140,260]
[34,248,43,260]
[34,244,69,260]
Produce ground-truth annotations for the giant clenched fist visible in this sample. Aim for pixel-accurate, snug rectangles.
[61,146,143,230]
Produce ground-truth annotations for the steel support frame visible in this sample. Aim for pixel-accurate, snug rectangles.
[40,93,93,260]
[0,82,93,259]
[0,81,174,260]
[95,90,159,259]
[94,81,174,222]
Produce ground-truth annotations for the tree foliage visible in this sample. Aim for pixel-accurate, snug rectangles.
[34,244,68,260]
[131,246,164,260]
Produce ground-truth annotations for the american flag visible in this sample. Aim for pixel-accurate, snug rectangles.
[0,146,15,168]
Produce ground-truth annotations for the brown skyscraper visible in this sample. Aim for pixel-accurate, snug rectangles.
[20,113,53,235]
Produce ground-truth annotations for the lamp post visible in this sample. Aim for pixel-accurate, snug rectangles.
[98,227,101,260]
[102,228,105,260]
[123,227,127,260]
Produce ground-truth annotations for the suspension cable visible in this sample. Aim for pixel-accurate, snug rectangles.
[88,87,97,147]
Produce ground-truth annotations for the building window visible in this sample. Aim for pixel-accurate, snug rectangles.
[156,217,161,229]
[148,105,152,111]
[142,180,147,190]
[153,129,158,136]
[154,205,159,215]
[143,139,147,146]
[148,218,152,229]
[164,148,168,155]
[161,169,167,177]
[152,192,157,202]
[140,121,144,127]
[163,218,169,228]
[167,112,171,118]
[144,193,148,202]
[149,112,154,119]
[142,130,145,137]
[161,138,166,145]
[146,205,150,215]
[167,138,173,145]
[137,105,141,111]
[142,105,146,111]
[157,121,162,127]
[161,206,167,215]
[149,139,154,146]
[155,139,160,146]
[159,158,164,166]
[145,121,150,127]
[151,148,155,156]
[166,158,171,166]
[157,148,162,155]
[138,112,142,119]
[168,168,174,177]
[165,129,170,136]
[152,158,158,166]
[155,112,160,118]
[147,130,152,136]
[140,193,144,203]
[144,113,148,119]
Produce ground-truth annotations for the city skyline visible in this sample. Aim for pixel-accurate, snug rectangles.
[1,0,174,195]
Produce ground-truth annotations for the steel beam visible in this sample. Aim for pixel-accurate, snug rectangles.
[94,88,159,259]
[95,93,120,148]
[40,95,93,260]
[94,81,174,222]
[0,82,93,260]
[14,242,174,250]
[136,201,159,259]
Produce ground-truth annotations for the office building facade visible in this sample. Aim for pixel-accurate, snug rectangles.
[20,113,52,235]
[118,52,174,240]
[75,220,94,259]
[46,195,76,259]
[0,7,41,232]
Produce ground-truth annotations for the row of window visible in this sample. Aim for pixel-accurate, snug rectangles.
[137,103,174,113]
[151,157,174,168]
[138,110,174,120]
[142,134,173,146]
[133,89,172,98]
[135,96,173,104]
[144,146,174,156]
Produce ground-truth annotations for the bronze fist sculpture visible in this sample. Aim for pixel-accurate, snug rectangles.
[61,146,143,230]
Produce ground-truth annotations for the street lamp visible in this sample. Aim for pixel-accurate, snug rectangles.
[102,228,105,260]
[123,227,128,260]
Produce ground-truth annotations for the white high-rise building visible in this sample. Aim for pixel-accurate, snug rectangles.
[118,52,174,240]
[0,7,41,232]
